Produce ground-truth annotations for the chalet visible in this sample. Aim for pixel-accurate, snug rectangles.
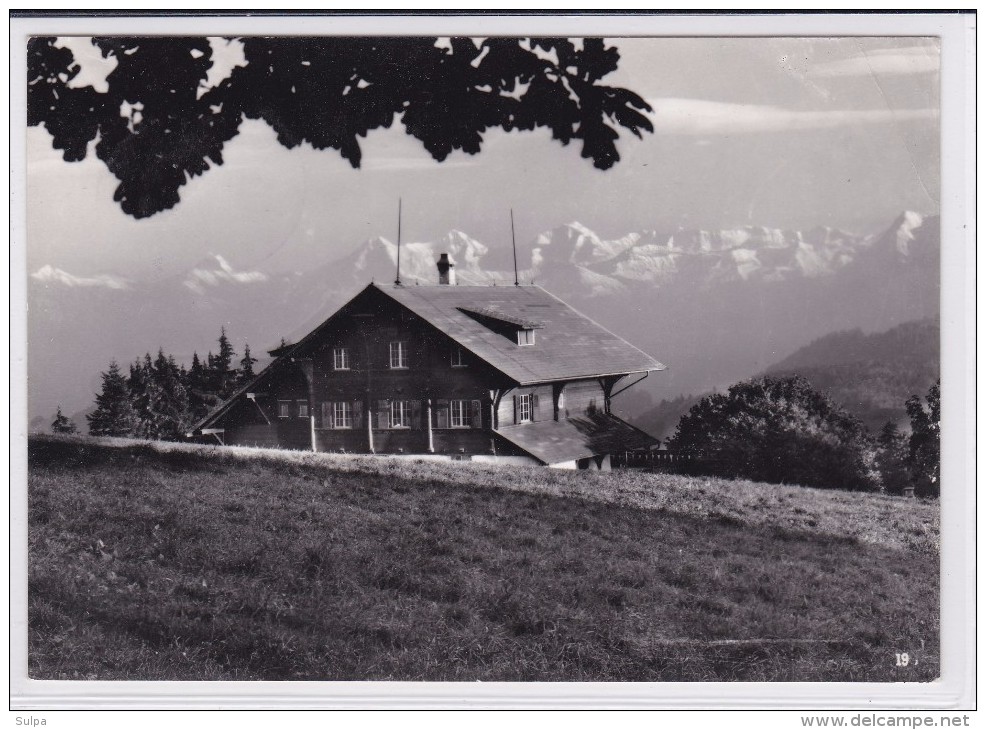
[191,254,665,470]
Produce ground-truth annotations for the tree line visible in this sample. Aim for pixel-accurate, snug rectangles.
[52,328,258,441]
[666,375,940,498]
[54,334,940,498]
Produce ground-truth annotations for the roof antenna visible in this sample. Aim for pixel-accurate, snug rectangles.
[394,197,403,286]
[511,208,519,287]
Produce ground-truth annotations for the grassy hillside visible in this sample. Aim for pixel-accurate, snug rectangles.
[28,436,939,682]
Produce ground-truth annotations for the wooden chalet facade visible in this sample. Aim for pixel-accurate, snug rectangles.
[192,256,665,469]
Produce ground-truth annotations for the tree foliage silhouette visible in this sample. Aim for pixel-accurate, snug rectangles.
[87,360,138,437]
[905,379,940,497]
[186,352,213,420]
[28,36,653,219]
[210,327,238,399]
[238,343,257,387]
[87,327,257,441]
[874,421,912,495]
[667,375,878,492]
[51,406,77,434]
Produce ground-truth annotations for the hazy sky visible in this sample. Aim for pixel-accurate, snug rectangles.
[26,36,940,282]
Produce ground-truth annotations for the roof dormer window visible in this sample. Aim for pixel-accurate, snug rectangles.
[457,306,544,346]
[517,328,536,346]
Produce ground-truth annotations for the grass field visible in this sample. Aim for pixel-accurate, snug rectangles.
[27,435,939,681]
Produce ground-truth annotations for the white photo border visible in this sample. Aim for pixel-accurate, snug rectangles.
[8,10,976,710]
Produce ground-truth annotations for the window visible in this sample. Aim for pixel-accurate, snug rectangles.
[278,400,291,419]
[389,341,408,369]
[436,399,479,429]
[450,399,470,428]
[333,347,350,370]
[517,328,535,346]
[321,401,362,429]
[333,401,352,429]
[391,400,411,428]
[451,347,466,368]
[517,393,532,423]
[297,400,309,418]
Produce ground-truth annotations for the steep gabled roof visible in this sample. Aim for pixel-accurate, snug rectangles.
[379,283,664,384]
[193,281,665,433]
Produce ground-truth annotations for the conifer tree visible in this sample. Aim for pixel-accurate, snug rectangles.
[129,354,156,438]
[188,351,204,384]
[210,327,238,399]
[87,360,137,437]
[216,326,234,372]
[51,406,77,434]
[186,351,214,420]
[238,343,257,386]
[148,350,191,440]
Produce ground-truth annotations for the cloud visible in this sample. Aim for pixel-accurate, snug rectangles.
[31,264,131,290]
[184,255,268,294]
[647,98,938,136]
[809,45,940,78]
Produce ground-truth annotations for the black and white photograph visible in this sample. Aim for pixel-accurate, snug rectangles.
[11,11,975,710]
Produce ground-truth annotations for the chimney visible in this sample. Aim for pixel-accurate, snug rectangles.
[437,253,456,285]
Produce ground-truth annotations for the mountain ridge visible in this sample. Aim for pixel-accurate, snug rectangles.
[630,318,940,440]
[27,211,940,424]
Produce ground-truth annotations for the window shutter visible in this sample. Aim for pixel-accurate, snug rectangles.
[532,393,540,422]
[322,402,334,429]
[352,400,363,429]
[376,400,390,429]
[470,400,482,429]
[513,394,519,424]
[411,400,422,429]
[436,399,449,429]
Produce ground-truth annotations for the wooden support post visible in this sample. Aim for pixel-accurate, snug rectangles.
[310,415,316,453]
[489,389,503,430]
[426,398,434,452]
[297,358,316,436]
[552,383,565,421]
[599,376,620,415]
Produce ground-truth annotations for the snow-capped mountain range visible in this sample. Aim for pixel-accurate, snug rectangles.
[27,212,940,427]
[323,211,937,297]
